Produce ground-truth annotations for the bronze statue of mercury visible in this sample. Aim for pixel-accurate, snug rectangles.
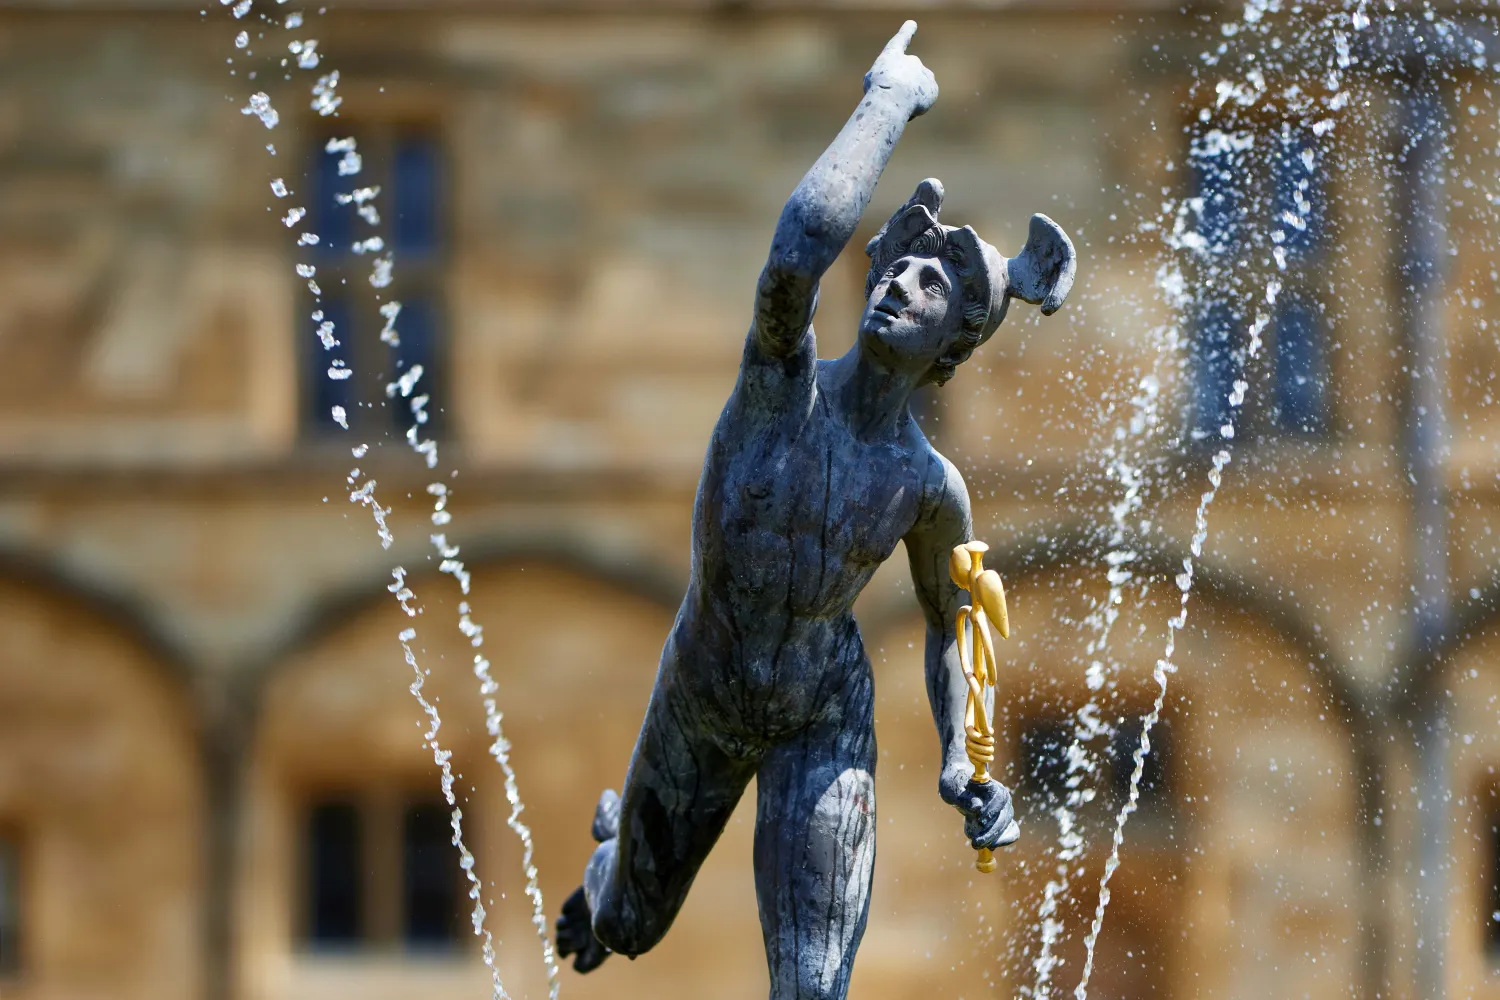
[557,20,1076,998]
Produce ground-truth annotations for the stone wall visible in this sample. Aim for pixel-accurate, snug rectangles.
[0,5,1495,1000]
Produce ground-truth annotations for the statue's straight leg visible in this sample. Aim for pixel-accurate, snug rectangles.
[585,637,758,957]
[753,659,877,1000]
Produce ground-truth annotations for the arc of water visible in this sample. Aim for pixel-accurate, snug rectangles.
[1027,377,1156,1000]
[396,603,511,1000]
[1071,446,1234,1000]
[222,7,561,995]
[1060,6,1372,997]
[456,593,563,1000]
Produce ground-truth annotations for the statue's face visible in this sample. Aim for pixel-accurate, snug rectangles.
[858,253,967,370]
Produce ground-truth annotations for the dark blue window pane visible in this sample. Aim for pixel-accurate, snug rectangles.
[1193,301,1241,438]
[0,839,18,976]
[311,141,357,256]
[1274,297,1326,434]
[307,801,363,946]
[390,298,440,436]
[1275,134,1324,259]
[1191,140,1244,255]
[392,135,440,257]
[309,297,357,434]
[1018,718,1072,808]
[402,802,459,949]
[1488,817,1500,954]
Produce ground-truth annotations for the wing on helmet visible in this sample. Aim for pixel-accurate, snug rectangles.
[1006,213,1076,316]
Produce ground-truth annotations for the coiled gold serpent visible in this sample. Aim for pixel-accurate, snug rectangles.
[949,540,1009,873]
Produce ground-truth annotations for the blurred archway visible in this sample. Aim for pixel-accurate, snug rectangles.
[857,558,1367,1000]
[0,570,205,1000]
[239,559,775,1000]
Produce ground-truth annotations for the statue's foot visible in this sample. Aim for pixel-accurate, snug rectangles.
[558,789,622,974]
[557,886,611,973]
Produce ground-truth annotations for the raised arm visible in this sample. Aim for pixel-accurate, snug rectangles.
[905,454,1018,851]
[753,20,938,359]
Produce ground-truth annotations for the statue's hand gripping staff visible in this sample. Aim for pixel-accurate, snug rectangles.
[949,541,1017,873]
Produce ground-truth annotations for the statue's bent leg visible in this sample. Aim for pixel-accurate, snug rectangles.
[585,669,757,958]
[754,671,876,1000]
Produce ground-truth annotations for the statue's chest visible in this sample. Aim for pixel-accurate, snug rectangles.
[716,413,918,600]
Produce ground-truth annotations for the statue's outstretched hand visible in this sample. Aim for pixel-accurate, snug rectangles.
[864,20,938,120]
[940,761,1021,850]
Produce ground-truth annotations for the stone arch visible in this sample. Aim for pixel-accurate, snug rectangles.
[0,569,205,1000]
[971,529,1366,728]
[981,528,1388,997]
[1388,567,1500,709]
[235,533,1380,1000]
[242,530,686,695]
[1413,578,1500,998]
[0,546,198,692]
[238,558,773,1000]
[852,549,1370,1000]
[1434,568,1500,671]
[1438,625,1500,998]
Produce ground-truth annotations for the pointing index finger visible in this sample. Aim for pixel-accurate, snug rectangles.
[885,19,917,55]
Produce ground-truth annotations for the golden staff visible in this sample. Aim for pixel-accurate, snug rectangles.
[949,540,1012,873]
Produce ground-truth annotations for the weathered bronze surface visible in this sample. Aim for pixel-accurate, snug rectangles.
[556,21,1075,998]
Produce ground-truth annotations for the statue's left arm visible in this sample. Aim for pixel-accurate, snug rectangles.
[751,20,938,361]
[905,452,1017,850]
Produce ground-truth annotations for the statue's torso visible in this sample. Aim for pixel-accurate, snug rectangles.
[676,354,935,739]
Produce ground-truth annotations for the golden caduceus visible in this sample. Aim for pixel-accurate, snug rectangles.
[949,540,1013,873]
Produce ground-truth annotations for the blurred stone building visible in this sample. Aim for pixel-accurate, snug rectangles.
[0,3,1498,1000]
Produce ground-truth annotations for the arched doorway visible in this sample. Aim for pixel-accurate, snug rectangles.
[240,561,771,1000]
[1437,618,1500,998]
[854,564,1364,1000]
[0,576,204,1000]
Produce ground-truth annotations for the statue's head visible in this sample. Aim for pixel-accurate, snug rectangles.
[858,178,1076,386]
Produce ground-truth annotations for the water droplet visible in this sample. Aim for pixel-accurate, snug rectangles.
[240,91,279,129]
[387,364,424,399]
[311,70,341,116]
[291,38,320,68]
[369,256,393,288]
[380,300,402,346]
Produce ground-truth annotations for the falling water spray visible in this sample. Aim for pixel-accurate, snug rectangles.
[1036,5,1375,998]
[220,6,560,995]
